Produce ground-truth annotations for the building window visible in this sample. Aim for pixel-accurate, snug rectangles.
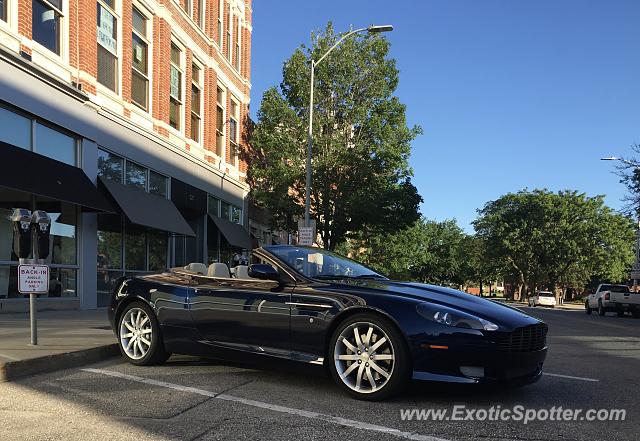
[97,149,124,182]
[169,43,183,131]
[149,170,168,198]
[184,0,191,18]
[221,201,230,220]
[131,7,149,110]
[125,161,147,190]
[217,0,223,46]
[0,104,77,165]
[234,15,240,71]
[98,148,169,198]
[216,86,225,157]
[229,99,239,167]
[226,6,232,60]
[231,205,242,224]
[0,106,31,149]
[32,0,63,55]
[189,63,202,143]
[97,214,168,306]
[35,122,76,165]
[1,0,7,22]
[97,0,118,92]
[197,0,204,28]
[207,194,220,217]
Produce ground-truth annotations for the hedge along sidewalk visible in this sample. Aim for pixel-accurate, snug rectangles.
[0,309,119,381]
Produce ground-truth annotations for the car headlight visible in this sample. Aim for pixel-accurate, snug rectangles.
[416,303,499,331]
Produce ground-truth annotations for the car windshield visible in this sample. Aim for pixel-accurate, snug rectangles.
[265,246,387,280]
[602,284,630,293]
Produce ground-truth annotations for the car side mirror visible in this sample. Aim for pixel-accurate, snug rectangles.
[248,264,279,281]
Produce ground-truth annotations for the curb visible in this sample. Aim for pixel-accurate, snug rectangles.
[0,344,120,382]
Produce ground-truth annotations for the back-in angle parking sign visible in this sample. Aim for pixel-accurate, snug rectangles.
[18,264,49,294]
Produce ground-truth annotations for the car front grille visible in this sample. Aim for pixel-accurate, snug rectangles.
[492,323,548,352]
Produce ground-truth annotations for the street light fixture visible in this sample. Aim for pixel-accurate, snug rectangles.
[304,24,394,228]
[601,156,640,167]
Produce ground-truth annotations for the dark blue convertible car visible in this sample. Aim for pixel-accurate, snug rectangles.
[108,245,547,400]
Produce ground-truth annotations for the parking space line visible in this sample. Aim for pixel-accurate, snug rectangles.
[543,372,599,382]
[82,368,450,441]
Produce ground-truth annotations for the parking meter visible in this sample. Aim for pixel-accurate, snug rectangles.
[10,208,32,259]
[31,210,51,260]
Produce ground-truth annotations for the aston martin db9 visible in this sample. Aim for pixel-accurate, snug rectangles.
[108,245,547,400]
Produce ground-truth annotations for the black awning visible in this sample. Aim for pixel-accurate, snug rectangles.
[209,215,252,249]
[100,177,195,236]
[0,140,113,212]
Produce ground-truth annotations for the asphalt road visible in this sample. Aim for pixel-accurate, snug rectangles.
[1,307,639,441]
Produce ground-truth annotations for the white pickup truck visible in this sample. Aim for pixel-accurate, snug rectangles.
[586,284,640,318]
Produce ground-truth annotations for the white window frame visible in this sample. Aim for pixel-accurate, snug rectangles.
[215,84,226,159]
[31,0,67,60]
[189,59,203,144]
[131,3,152,112]
[169,39,185,133]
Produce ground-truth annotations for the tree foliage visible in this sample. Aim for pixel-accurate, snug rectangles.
[612,144,640,218]
[473,189,636,298]
[338,218,474,285]
[246,23,422,250]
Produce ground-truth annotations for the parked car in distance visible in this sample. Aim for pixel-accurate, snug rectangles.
[108,245,548,401]
[586,284,640,318]
[528,291,556,308]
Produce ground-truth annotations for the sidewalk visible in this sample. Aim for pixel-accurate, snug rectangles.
[0,309,119,381]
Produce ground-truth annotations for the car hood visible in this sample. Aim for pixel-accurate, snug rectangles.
[336,279,541,329]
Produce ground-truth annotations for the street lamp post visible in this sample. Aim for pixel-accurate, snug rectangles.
[601,156,640,290]
[304,24,394,228]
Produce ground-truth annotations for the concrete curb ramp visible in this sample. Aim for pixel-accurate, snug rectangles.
[0,344,119,382]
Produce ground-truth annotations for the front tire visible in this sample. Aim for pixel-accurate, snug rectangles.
[598,301,606,317]
[585,301,591,315]
[118,301,170,365]
[328,313,410,401]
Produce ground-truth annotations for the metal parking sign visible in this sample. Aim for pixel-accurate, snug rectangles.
[298,227,314,246]
[18,264,49,294]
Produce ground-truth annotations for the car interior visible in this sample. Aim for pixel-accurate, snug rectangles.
[178,262,260,280]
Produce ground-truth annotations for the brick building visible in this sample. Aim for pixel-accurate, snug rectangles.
[0,0,253,310]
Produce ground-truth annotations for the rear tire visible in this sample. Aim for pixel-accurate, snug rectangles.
[632,309,640,319]
[117,301,170,366]
[617,309,624,318]
[328,313,410,401]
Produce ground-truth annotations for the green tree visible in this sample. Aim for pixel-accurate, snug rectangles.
[338,218,469,285]
[246,23,422,250]
[473,189,636,300]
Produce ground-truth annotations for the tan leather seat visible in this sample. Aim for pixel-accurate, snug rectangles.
[208,263,230,278]
[184,263,207,275]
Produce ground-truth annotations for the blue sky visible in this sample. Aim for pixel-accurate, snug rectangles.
[250,0,640,231]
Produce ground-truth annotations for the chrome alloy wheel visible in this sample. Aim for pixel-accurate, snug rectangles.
[119,307,153,360]
[334,322,395,394]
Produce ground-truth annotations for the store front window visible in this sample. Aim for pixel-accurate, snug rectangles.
[96,149,171,307]
[96,215,168,307]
